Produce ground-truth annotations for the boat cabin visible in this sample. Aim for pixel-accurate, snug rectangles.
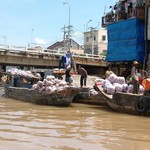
[102,0,145,28]
[5,73,40,89]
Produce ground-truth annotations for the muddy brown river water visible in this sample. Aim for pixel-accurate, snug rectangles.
[0,95,150,150]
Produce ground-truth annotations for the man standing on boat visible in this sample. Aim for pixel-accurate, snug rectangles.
[77,65,88,88]
[131,61,139,94]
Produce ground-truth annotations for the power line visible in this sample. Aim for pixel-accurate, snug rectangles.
[72,27,84,33]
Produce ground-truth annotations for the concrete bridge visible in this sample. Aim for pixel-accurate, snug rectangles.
[0,44,108,75]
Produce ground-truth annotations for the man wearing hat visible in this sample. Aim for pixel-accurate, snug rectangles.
[131,61,139,94]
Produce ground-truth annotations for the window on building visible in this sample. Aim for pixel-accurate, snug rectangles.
[102,35,106,41]
[86,37,89,42]
[94,35,96,41]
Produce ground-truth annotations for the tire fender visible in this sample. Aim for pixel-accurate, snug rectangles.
[135,97,149,114]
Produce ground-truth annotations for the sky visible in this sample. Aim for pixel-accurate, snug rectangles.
[0,0,117,48]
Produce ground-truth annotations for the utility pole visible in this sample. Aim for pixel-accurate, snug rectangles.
[63,2,71,52]
[62,25,66,51]
[66,25,73,51]
[92,29,94,55]
[31,28,34,47]
[2,35,7,45]
[89,27,97,55]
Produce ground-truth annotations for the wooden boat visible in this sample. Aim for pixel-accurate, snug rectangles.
[3,83,80,107]
[97,85,150,116]
[73,87,108,105]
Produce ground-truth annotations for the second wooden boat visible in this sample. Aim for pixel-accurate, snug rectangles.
[97,85,150,116]
[73,87,108,105]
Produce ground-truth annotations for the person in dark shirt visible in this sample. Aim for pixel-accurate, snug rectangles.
[131,61,139,94]
[59,55,66,69]
[77,65,88,88]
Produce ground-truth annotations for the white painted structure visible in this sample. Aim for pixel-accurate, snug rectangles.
[84,29,108,55]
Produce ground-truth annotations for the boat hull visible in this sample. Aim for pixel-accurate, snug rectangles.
[108,92,150,116]
[97,85,150,116]
[73,87,107,105]
[3,84,79,107]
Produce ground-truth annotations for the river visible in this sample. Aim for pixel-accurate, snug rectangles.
[0,95,150,150]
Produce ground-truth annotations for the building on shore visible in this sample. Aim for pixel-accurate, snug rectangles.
[84,29,108,57]
[47,39,84,54]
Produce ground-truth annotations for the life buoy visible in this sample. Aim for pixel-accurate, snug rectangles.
[135,97,149,114]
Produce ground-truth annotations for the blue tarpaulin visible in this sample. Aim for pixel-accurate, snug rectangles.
[106,18,145,63]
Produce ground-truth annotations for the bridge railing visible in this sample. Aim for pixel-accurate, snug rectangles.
[44,49,105,60]
[0,44,106,60]
[0,44,27,53]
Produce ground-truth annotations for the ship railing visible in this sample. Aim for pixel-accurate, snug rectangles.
[102,6,144,28]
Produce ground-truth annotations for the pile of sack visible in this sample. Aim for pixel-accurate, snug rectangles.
[88,86,99,96]
[32,75,73,94]
[7,68,34,78]
[100,74,144,94]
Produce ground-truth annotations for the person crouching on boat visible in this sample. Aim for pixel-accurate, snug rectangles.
[105,67,114,78]
[131,61,139,94]
[65,65,73,84]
